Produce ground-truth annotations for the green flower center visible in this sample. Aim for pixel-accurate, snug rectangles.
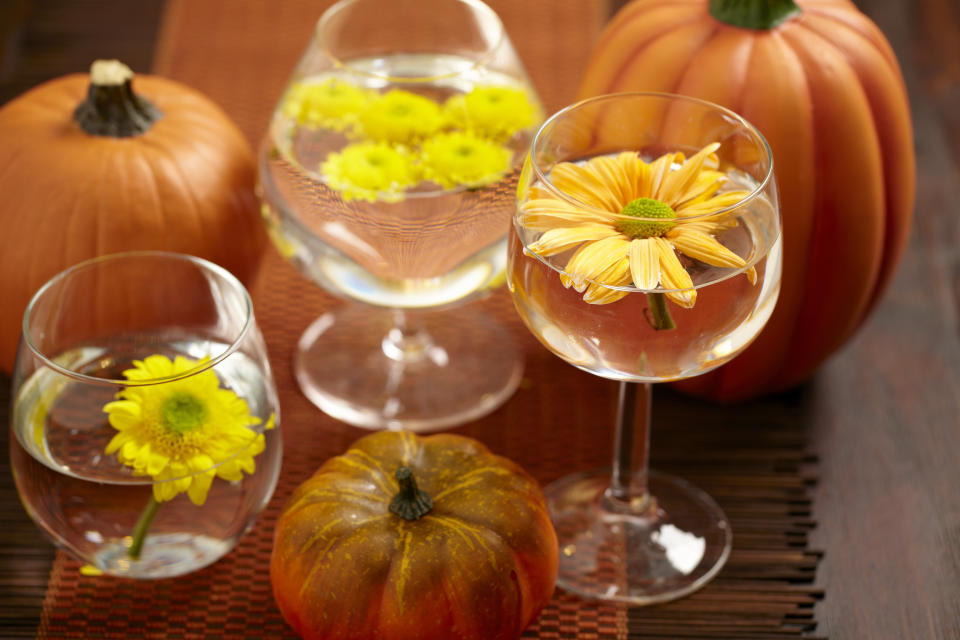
[616,198,677,239]
[160,392,208,434]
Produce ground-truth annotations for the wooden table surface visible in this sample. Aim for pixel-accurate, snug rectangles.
[1,0,959,638]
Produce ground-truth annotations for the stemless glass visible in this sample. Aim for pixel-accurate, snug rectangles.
[258,0,543,431]
[509,93,782,603]
[9,252,282,579]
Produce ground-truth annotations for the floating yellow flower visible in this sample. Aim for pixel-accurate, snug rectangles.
[420,131,512,189]
[520,142,755,308]
[358,89,444,144]
[322,141,420,202]
[282,77,374,131]
[445,85,537,140]
[103,355,273,506]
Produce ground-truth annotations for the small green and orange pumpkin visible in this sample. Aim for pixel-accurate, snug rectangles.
[270,430,558,640]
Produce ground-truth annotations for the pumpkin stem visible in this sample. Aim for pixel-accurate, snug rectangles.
[389,466,434,521]
[708,0,801,30]
[73,60,162,137]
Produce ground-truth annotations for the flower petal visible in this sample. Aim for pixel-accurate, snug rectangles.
[658,143,720,205]
[655,238,696,308]
[187,471,216,506]
[529,223,620,256]
[550,162,622,211]
[582,255,632,305]
[677,190,751,219]
[646,152,678,199]
[519,198,617,230]
[668,228,747,269]
[564,236,631,284]
[628,238,661,290]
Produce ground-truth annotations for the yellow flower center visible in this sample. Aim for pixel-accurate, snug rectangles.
[160,392,207,435]
[616,198,677,238]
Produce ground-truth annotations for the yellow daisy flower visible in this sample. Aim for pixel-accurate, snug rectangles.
[321,141,420,202]
[282,77,374,131]
[358,89,444,145]
[520,142,755,308]
[103,354,273,506]
[420,130,512,189]
[444,85,538,140]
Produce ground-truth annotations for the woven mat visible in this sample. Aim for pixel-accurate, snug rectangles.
[36,1,823,638]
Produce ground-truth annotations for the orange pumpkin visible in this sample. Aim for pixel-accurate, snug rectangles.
[0,60,266,373]
[579,0,915,400]
[270,430,558,640]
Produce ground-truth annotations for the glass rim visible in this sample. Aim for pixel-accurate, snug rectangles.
[528,91,776,223]
[21,250,254,387]
[315,0,507,83]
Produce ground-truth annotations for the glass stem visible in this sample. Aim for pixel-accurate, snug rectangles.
[128,495,161,560]
[381,310,447,366]
[608,381,653,512]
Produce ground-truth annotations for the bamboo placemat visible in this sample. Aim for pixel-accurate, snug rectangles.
[36,1,823,638]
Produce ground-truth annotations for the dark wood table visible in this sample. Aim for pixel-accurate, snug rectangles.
[2,0,959,638]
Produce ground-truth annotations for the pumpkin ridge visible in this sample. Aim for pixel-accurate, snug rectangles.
[735,27,757,121]
[794,12,911,289]
[153,140,210,245]
[802,3,900,68]
[340,451,395,495]
[293,515,390,603]
[667,23,723,97]
[437,531,528,640]
[581,4,701,97]
[130,150,167,249]
[778,23,885,375]
[388,528,415,613]
[430,466,516,502]
[429,515,499,566]
[431,513,529,637]
[610,18,714,94]
[283,484,388,518]
[801,14,913,311]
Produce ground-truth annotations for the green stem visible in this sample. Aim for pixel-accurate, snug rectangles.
[708,0,801,30]
[645,292,676,331]
[128,495,162,560]
[389,466,433,521]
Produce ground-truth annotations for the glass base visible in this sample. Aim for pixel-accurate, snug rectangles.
[91,533,232,579]
[294,304,523,432]
[546,469,731,605]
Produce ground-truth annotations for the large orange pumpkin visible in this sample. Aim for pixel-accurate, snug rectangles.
[0,60,266,374]
[579,0,915,400]
[270,430,558,640]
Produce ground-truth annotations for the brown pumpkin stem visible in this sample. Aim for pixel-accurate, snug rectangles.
[708,0,800,30]
[389,466,434,521]
[74,60,162,137]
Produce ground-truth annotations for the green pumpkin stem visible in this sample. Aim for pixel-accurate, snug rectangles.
[74,60,162,138]
[645,292,676,331]
[389,466,434,521]
[708,0,801,30]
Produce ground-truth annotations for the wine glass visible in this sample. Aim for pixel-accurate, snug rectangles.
[508,92,782,603]
[9,251,282,579]
[258,0,543,431]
